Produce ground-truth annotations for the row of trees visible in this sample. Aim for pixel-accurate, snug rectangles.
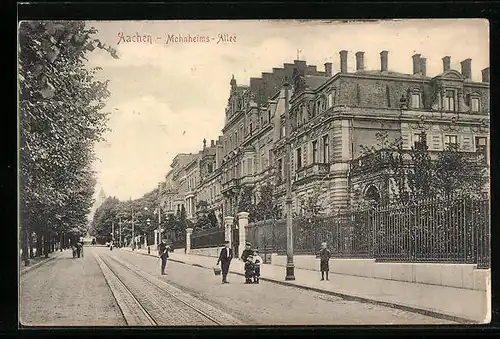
[19,21,115,262]
[90,188,195,245]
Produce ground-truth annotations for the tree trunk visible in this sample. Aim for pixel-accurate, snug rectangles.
[36,232,42,257]
[44,231,49,258]
[21,226,30,266]
[29,233,34,259]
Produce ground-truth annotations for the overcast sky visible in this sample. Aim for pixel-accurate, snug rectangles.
[85,19,489,201]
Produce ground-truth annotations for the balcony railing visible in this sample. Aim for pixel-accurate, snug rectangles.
[294,162,330,183]
[351,149,486,174]
[221,178,240,194]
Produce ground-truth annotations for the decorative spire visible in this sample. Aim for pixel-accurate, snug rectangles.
[230,74,237,92]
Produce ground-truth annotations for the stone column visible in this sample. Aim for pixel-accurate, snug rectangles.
[185,228,193,254]
[237,212,249,259]
[154,230,158,246]
[224,216,234,248]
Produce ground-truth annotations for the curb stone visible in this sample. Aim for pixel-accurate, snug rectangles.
[123,249,475,324]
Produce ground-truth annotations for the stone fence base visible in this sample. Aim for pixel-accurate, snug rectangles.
[270,254,489,291]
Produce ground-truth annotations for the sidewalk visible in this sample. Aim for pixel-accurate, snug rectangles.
[124,248,488,324]
[20,250,66,275]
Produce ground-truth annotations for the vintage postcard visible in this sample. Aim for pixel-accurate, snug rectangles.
[18,19,490,326]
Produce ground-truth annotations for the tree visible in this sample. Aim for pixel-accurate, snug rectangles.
[194,200,212,230]
[254,183,276,221]
[237,186,256,222]
[434,144,488,199]
[91,197,120,242]
[19,21,116,262]
[208,210,218,228]
[358,131,488,205]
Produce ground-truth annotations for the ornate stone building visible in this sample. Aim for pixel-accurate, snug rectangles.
[280,50,489,215]
[159,51,489,224]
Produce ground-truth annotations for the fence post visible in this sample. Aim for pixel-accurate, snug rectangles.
[224,216,234,248]
[237,212,249,259]
[185,228,193,254]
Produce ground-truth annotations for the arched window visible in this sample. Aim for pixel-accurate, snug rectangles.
[364,185,381,204]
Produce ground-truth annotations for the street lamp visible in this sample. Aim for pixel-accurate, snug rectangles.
[283,77,295,280]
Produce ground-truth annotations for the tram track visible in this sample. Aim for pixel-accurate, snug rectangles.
[95,251,244,326]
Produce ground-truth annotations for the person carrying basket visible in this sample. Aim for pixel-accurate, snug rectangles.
[216,241,233,284]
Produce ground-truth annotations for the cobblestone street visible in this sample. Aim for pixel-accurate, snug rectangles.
[20,248,126,326]
[20,246,454,326]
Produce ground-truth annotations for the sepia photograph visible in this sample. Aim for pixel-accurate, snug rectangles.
[18,19,490,326]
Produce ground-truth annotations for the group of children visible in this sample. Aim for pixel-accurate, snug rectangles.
[239,241,332,283]
[241,243,263,284]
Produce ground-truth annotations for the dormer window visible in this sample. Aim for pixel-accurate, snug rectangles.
[444,89,455,111]
[470,94,480,112]
[410,89,421,109]
[328,91,335,108]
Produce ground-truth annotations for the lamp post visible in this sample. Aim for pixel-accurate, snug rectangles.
[283,77,295,280]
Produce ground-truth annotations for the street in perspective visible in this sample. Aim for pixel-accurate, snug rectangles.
[19,19,490,327]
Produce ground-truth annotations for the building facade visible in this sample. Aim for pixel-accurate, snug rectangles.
[159,51,490,224]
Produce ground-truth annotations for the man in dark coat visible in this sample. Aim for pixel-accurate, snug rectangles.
[240,242,254,283]
[158,240,170,275]
[216,241,233,284]
[319,242,331,281]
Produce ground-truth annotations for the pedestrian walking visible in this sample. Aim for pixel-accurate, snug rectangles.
[158,240,170,275]
[252,250,263,284]
[216,241,233,284]
[244,253,255,284]
[319,242,331,281]
[76,242,82,258]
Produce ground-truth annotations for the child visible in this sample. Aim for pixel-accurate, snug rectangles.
[319,242,331,281]
[252,250,263,284]
[244,253,255,284]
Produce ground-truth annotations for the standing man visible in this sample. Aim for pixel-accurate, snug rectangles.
[240,242,253,262]
[158,240,169,275]
[319,242,331,281]
[216,241,233,284]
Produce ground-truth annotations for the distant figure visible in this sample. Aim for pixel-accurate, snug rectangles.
[216,241,233,284]
[319,242,331,281]
[158,240,170,275]
[76,242,82,258]
[110,241,113,251]
[91,239,96,246]
[252,250,263,284]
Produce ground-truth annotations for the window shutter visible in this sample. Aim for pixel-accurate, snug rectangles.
[401,132,411,150]
[430,134,442,151]
[461,135,472,151]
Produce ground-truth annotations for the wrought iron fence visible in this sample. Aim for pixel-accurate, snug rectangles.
[373,197,490,268]
[191,228,225,249]
[163,229,186,250]
[245,196,490,268]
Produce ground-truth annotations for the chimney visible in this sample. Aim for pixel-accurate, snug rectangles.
[355,51,365,71]
[380,51,388,72]
[460,58,472,79]
[211,140,215,147]
[340,50,348,73]
[412,54,421,75]
[442,56,451,72]
[482,67,490,83]
[420,57,427,77]
[324,62,332,77]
